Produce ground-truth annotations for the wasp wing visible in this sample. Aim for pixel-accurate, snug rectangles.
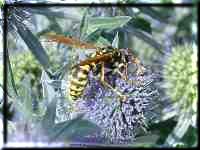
[72,53,112,68]
[44,33,99,50]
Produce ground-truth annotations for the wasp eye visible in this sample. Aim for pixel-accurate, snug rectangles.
[102,49,107,53]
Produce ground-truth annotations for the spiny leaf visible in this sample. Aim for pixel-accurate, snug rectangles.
[84,29,102,43]
[7,51,18,96]
[165,110,192,146]
[86,16,132,36]
[112,32,119,49]
[41,97,57,135]
[14,20,50,69]
[40,71,56,103]
[138,7,172,24]
[132,134,159,147]
[80,8,89,40]
[14,75,34,121]
[96,36,111,47]
[40,90,101,142]
[50,116,101,142]
[129,17,152,34]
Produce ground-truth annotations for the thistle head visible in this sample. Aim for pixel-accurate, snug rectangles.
[76,68,160,144]
[163,43,197,112]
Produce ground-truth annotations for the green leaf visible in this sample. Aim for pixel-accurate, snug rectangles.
[96,36,111,47]
[0,0,4,7]
[161,0,172,2]
[148,118,177,145]
[112,32,119,49]
[80,8,89,40]
[14,19,50,69]
[161,103,180,121]
[87,16,132,36]
[132,134,159,147]
[14,75,34,121]
[118,30,130,49]
[182,126,197,147]
[165,110,192,146]
[129,17,152,34]
[7,52,18,96]
[175,12,193,37]
[40,71,56,103]
[37,17,63,37]
[40,99,57,141]
[40,92,101,142]
[84,29,102,43]
[50,116,101,142]
[138,7,172,24]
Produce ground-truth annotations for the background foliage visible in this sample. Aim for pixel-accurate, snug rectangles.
[0,1,198,148]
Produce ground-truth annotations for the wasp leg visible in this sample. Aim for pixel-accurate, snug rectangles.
[119,63,128,80]
[100,62,127,102]
[132,57,146,76]
[117,62,142,87]
[113,63,128,81]
[124,63,128,80]
[116,68,141,87]
[115,69,127,81]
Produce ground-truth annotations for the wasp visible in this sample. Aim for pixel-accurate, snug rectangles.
[45,34,145,102]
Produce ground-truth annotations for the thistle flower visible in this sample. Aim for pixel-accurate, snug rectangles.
[76,68,160,144]
[10,51,41,87]
[163,44,197,113]
[160,44,198,147]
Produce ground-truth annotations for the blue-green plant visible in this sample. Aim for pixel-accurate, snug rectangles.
[0,0,4,7]
[163,44,197,112]
[3,4,195,147]
[163,43,197,147]
[10,51,42,88]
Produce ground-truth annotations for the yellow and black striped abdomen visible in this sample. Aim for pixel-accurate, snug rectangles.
[69,65,91,100]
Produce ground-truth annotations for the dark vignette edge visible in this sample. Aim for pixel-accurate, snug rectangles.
[2,1,199,149]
